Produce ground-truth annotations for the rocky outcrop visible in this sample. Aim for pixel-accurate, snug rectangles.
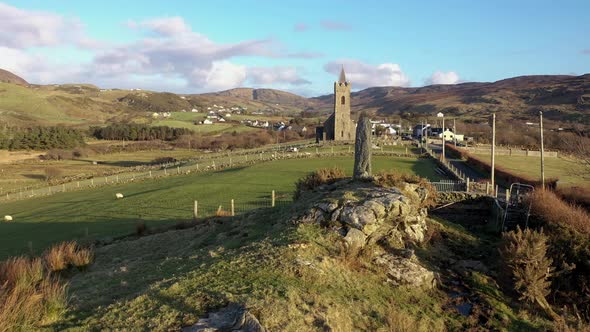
[182,303,265,332]
[294,180,435,289]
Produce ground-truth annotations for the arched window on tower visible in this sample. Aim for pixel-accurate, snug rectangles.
[341,96,345,105]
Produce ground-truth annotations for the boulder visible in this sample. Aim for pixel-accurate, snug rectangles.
[182,303,265,332]
[374,254,436,288]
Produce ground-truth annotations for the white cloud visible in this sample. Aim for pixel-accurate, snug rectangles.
[127,16,192,36]
[0,4,316,92]
[247,66,310,86]
[324,59,411,89]
[426,71,460,85]
[203,61,247,90]
[0,2,95,49]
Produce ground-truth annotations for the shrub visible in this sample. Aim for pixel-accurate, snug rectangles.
[557,186,590,211]
[44,241,94,272]
[136,222,149,236]
[0,257,67,330]
[529,190,590,236]
[294,168,346,200]
[152,156,177,164]
[42,149,74,160]
[44,167,63,181]
[499,226,557,319]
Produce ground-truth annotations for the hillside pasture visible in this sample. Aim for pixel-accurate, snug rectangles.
[0,155,444,259]
[472,153,589,188]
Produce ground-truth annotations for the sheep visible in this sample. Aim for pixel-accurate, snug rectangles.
[115,193,124,199]
[3,215,12,222]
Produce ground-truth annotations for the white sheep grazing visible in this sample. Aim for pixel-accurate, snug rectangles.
[3,215,12,222]
[115,193,124,199]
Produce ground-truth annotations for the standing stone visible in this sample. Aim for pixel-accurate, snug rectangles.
[353,113,372,180]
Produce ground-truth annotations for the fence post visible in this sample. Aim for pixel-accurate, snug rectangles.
[466,178,470,192]
[231,199,235,216]
[149,170,152,178]
[495,185,499,198]
[506,188,510,201]
[193,200,198,220]
[177,166,180,174]
[485,182,490,195]
[271,190,275,207]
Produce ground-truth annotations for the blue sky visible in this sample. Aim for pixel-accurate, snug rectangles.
[1,0,588,95]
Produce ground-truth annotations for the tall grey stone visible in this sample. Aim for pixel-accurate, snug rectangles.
[353,113,372,180]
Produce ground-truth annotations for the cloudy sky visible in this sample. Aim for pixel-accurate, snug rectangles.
[1,0,588,96]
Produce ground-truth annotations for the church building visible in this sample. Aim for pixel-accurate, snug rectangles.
[316,67,356,142]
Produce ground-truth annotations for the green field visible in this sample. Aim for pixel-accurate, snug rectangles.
[0,155,443,259]
[0,148,203,192]
[474,153,590,188]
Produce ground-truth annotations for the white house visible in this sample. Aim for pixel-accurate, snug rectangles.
[385,127,397,135]
[191,108,199,113]
[439,129,464,142]
[203,119,213,124]
[219,118,226,122]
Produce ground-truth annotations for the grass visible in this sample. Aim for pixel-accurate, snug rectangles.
[473,153,590,188]
[51,206,452,330]
[0,148,203,192]
[0,155,444,259]
[46,189,553,330]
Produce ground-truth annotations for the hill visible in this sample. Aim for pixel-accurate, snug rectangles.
[313,74,590,124]
[0,69,28,86]
[205,87,317,110]
[1,67,589,128]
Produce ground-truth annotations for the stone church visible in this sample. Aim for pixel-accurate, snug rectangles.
[316,67,356,142]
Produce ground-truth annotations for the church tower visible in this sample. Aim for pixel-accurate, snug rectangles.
[320,67,355,141]
[332,67,353,140]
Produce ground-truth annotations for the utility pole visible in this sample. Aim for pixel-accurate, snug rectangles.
[425,118,429,151]
[453,118,457,147]
[441,114,445,161]
[539,111,545,189]
[491,113,496,192]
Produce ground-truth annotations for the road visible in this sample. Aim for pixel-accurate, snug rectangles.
[428,142,508,199]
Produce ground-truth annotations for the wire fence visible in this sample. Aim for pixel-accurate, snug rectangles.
[192,191,293,218]
[0,143,419,203]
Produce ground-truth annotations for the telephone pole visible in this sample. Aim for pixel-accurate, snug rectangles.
[539,111,545,189]
[491,113,496,192]
[453,118,457,147]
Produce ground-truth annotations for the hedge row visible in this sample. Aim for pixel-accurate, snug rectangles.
[445,144,558,189]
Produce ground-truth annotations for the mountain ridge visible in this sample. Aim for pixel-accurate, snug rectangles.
[1,67,589,127]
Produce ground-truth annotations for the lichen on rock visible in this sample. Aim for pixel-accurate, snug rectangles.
[293,179,436,289]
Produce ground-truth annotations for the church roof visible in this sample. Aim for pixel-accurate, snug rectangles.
[338,66,347,83]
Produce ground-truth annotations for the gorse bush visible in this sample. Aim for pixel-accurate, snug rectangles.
[294,168,347,200]
[499,226,557,319]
